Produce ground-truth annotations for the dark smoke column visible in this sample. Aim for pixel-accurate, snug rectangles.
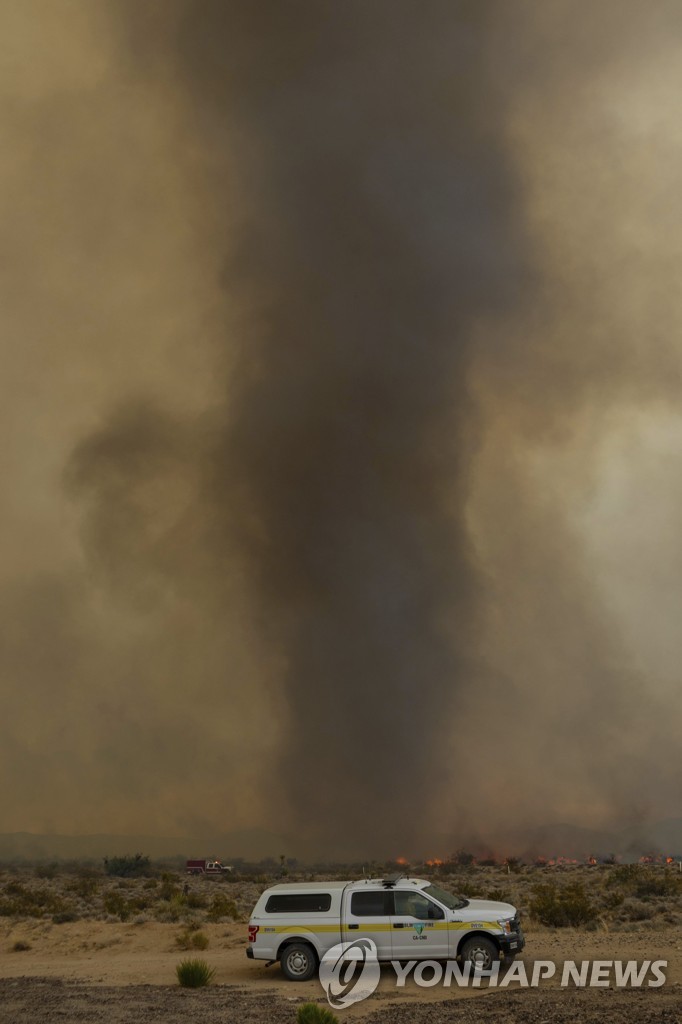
[165,0,526,852]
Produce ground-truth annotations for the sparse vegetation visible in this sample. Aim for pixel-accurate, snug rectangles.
[33,863,58,880]
[0,881,68,918]
[487,888,511,903]
[452,881,482,898]
[618,899,655,922]
[175,958,216,988]
[67,875,99,899]
[605,864,680,900]
[176,928,209,950]
[297,1003,339,1024]
[0,855,679,940]
[601,888,625,911]
[11,941,31,952]
[633,870,679,899]
[158,873,180,901]
[103,891,132,922]
[606,864,641,888]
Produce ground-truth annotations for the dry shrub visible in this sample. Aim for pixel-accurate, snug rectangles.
[530,882,597,927]
[297,1003,339,1024]
[207,894,238,922]
[176,928,209,951]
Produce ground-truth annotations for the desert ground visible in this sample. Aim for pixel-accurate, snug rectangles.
[0,861,680,1022]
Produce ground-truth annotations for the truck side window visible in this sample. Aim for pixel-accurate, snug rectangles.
[265,893,332,913]
[394,891,444,920]
[350,891,393,916]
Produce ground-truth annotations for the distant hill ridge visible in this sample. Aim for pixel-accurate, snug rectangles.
[0,828,289,862]
[0,819,680,862]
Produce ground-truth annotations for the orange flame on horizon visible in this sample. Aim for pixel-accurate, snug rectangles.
[390,852,680,869]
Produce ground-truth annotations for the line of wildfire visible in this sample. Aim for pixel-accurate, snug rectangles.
[393,854,680,868]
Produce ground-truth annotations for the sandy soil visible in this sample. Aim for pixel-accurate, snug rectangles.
[1,918,681,1022]
[0,978,681,1024]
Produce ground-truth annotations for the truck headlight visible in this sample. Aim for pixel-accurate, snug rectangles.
[498,919,512,933]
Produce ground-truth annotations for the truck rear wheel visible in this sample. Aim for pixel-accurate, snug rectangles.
[460,935,498,972]
[280,942,318,982]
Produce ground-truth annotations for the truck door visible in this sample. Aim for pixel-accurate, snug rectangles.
[342,889,393,959]
[390,889,449,959]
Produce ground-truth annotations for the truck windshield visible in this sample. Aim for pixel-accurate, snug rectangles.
[423,884,468,911]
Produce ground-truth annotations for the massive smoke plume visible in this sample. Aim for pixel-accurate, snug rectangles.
[1,1,682,856]
[163,0,531,848]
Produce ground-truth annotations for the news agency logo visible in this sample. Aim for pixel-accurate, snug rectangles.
[317,954,669,1007]
[318,938,381,1008]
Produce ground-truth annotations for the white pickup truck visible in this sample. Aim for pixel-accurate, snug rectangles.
[247,874,524,980]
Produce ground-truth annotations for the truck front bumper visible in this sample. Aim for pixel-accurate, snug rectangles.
[499,929,525,957]
[246,947,254,959]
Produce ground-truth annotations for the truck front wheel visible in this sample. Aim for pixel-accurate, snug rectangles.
[460,935,498,972]
[280,942,318,982]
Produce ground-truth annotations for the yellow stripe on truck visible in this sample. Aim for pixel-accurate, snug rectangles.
[268,921,501,934]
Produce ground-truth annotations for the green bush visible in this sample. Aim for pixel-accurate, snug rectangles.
[159,873,180,901]
[128,895,152,912]
[207,893,238,921]
[606,865,679,899]
[452,850,475,867]
[67,876,99,899]
[103,854,152,878]
[530,882,598,927]
[176,958,216,988]
[634,871,678,899]
[487,888,511,903]
[185,892,208,910]
[453,882,482,898]
[52,910,79,924]
[103,891,131,922]
[607,865,641,888]
[297,1003,339,1024]
[601,889,625,911]
[168,893,188,921]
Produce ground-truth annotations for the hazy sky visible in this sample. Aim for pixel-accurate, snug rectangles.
[1,1,681,857]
